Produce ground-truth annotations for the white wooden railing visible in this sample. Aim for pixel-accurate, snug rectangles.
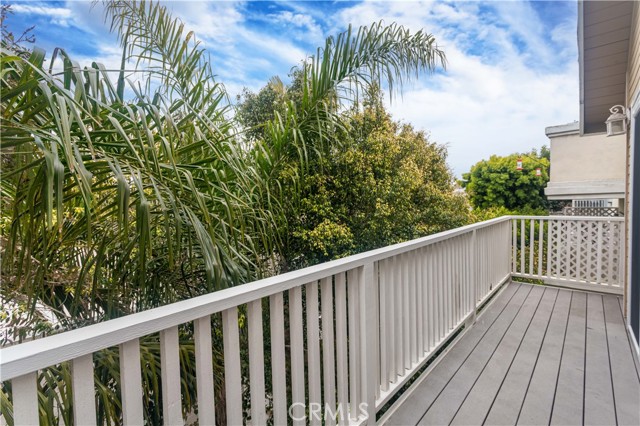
[0,215,624,425]
[511,216,625,294]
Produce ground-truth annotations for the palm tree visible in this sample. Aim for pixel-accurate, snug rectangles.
[0,1,445,423]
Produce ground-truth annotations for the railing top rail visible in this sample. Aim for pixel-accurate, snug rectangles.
[510,215,625,222]
[0,216,511,381]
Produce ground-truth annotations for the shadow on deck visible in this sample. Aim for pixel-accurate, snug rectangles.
[383,282,640,426]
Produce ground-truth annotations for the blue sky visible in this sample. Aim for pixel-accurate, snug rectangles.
[5,0,579,176]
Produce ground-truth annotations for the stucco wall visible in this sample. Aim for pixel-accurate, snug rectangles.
[549,132,626,182]
[546,131,627,199]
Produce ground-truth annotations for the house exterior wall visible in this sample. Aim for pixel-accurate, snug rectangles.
[625,0,640,350]
[545,131,626,199]
[628,1,640,105]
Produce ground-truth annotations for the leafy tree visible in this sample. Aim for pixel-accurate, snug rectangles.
[240,84,471,268]
[1,1,449,423]
[461,149,550,212]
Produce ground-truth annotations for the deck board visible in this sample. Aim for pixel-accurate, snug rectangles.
[417,285,540,425]
[384,282,640,426]
[605,296,640,426]
[449,287,552,426]
[479,288,558,425]
[515,288,572,426]
[584,293,617,425]
[384,283,522,426]
[550,291,587,426]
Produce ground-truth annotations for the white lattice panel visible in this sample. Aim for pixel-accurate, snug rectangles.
[512,217,624,288]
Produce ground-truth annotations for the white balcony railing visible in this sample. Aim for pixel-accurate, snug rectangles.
[511,216,625,294]
[0,215,624,425]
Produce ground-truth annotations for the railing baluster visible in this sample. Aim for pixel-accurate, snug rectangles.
[306,282,322,426]
[529,219,535,275]
[394,255,403,378]
[538,219,544,278]
[428,245,435,349]
[120,339,144,426]
[289,286,306,425]
[160,326,183,426]
[379,260,388,392]
[444,241,451,331]
[402,253,410,370]
[248,300,267,426]
[409,250,417,364]
[416,249,424,357]
[373,260,380,402]
[347,268,361,419]
[194,316,215,426]
[269,293,287,426]
[481,230,486,299]
[360,263,377,423]
[512,219,517,273]
[452,240,457,328]
[222,307,243,426]
[321,277,337,426]
[422,247,430,353]
[470,230,477,323]
[334,273,349,426]
[387,258,395,385]
[520,219,525,274]
[438,243,444,340]
[462,235,468,318]
[72,354,97,426]
[452,239,458,325]
[12,372,38,426]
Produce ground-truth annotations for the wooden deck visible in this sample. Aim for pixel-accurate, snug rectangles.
[384,282,640,426]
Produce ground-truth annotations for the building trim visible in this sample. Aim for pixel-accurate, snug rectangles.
[545,180,626,200]
[545,122,580,138]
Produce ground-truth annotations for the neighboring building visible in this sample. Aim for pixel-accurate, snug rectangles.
[544,121,626,214]
[545,1,637,219]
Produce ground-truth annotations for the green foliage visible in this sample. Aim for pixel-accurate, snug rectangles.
[1,1,456,424]
[461,149,551,212]
[240,84,472,268]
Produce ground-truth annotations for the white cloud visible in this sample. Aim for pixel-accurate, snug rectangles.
[11,3,72,26]
[167,1,245,43]
[166,2,310,93]
[267,11,323,40]
[11,4,71,18]
[24,0,579,179]
[328,0,578,176]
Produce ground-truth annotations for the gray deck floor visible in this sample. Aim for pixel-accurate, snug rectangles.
[385,282,640,426]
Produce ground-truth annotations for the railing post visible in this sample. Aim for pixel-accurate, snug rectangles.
[470,229,478,324]
[360,262,378,423]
